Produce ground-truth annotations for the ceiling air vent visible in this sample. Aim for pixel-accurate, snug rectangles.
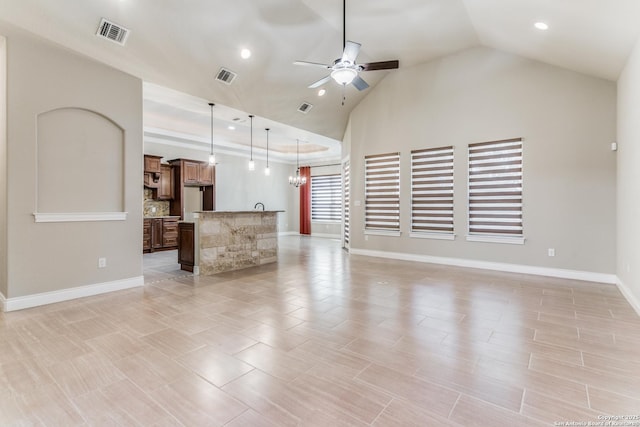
[216,68,237,85]
[96,18,130,46]
[298,102,313,114]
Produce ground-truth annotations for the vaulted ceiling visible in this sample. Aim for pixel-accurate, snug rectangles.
[2,0,640,161]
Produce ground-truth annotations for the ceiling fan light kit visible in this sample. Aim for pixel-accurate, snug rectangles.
[331,67,357,85]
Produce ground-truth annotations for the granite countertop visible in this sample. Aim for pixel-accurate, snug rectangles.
[143,215,181,219]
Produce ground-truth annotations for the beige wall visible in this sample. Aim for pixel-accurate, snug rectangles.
[0,36,7,297]
[617,37,640,309]
[2,22,142,298]
[348,46,617,274]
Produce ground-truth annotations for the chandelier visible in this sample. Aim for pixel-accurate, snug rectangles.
[289,139,307,187]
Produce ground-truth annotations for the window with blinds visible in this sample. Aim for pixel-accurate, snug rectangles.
[311,174,342,221]
[468,138,523,239]
[343,161,350,247]
[411,146,454,236]
[365,152,400,232]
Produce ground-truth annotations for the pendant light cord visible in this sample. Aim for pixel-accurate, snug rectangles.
[266,128,270,167]
[249,115,254,161]
[209,102,214,155]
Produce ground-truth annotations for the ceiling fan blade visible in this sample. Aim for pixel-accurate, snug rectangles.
[342,41,361,64]
[294,60,331,69]
[351,75,369,91]
[360,60,399,71]
[308,75,332,89]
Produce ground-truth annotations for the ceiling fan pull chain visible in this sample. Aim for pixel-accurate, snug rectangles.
[342,84,346,106]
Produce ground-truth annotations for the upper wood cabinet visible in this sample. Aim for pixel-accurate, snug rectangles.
[199,162,214,185]
[144,155,162,174]
[183,160,200,184]
[143,172,159,189]
[157,164,174,200]
[169,158,215,186]
[168,158,216,218]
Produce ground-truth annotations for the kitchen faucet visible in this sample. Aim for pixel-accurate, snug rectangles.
[254,202,265,211]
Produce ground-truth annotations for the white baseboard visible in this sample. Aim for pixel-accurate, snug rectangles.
[616,277,640,316]
[311,233,341,239]
[2,276,144,312]
[349,248,617,285]
[278,231,299,236]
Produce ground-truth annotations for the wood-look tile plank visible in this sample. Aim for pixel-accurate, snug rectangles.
[221,369,308,426]
[176,345,254,387]
[372,398,462,427]
[521,390,601,424]
[529,355,640,398]
[240,323,310,351]
[233,342,314,382]
[190,327,258,355]
[290,372,390,424]
[414,358,524,412]
[46,351,125,398]
[225,409,281,427]
[112,348,191,391]
[150,374,247,426]
[449,394,547,427]
[1,358,56,394]
[140,327,204,358]
[356,363,460,419]
[476,356,590,407]
[20,383,85,426]
[588,386,640,414]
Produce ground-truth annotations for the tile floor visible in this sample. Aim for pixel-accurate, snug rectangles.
[1,236,639,426]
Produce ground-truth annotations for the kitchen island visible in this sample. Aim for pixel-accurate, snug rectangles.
[184,210,282,275]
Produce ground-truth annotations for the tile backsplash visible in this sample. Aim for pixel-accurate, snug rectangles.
[143,188,170,217]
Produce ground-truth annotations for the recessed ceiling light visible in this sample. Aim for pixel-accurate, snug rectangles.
[240,48,251,59]
[228,125,236,130]
[534,22,549,31]
[318,89,326,96]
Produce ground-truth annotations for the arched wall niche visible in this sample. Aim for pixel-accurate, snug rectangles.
[35,107,126,222]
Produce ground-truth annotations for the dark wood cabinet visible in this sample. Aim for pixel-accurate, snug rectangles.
[199,162,214,185]
[143,172,159,189]
[157,164,174,200]
[151,219,163,250]
[168,158,215,218]
[143,217,180,253]
[178,222,195,272]
[143,220,151,251]
[162,217,178,247]
[183,160,200,184]
[171,158,214,186]
[144,155,162,173]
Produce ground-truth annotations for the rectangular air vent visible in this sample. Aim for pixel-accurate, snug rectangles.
[216,68,238,85]
[96,18,130,46]
[298,102,313,114]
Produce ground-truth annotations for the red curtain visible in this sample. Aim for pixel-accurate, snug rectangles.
[299,166,311,235]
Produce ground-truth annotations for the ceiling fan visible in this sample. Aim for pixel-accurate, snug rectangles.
[294,0,399,92]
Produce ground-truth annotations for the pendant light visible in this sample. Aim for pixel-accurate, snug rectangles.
[264,128,271,176]
[289,139,307,187]
[248,114,255,171]
[208,102,216,165]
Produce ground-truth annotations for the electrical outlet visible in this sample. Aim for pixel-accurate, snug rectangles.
[98,257,107,268]
[151,206,157,213]
[548,248,555,257]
